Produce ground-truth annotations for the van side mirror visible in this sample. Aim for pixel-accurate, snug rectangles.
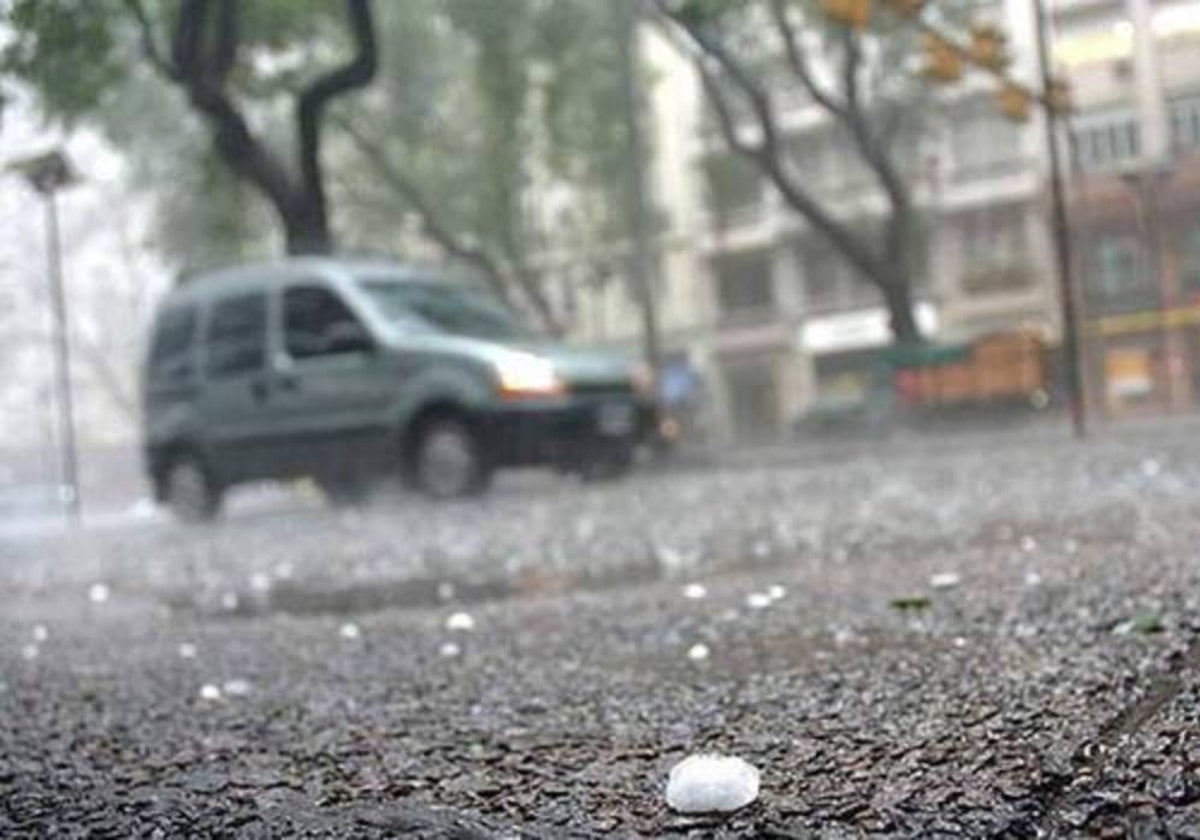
[322,321,374,355]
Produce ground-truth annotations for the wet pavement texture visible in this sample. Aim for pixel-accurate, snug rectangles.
[4,420,1200,837]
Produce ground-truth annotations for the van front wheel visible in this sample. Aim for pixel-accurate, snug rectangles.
[410,416,492,499]
[164,455,222,522]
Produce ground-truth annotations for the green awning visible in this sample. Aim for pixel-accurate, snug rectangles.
[879,342,970,368]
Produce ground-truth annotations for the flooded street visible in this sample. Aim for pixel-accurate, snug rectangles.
[5,421,1200,836]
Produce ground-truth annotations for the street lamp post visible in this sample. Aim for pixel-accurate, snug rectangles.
[7,149,82,522]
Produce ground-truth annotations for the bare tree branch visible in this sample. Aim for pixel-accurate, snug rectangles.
[840,28,862,113]
[136,0,300,225]
[121,0,175,79]
[171,0,205,78]
[210,0,238,85]
[768,0,845,118]
[296,0,378,245]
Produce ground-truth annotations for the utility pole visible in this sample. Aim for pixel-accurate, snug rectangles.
[615,0,663,385]
[1034,0,1086,439]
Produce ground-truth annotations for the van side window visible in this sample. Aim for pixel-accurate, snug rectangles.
[283,286,363,359]
[148,306,196,385]
[206,293,267,378]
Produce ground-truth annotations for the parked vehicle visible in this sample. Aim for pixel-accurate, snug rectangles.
[142,257,654,520]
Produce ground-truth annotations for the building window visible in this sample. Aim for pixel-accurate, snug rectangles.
[713,249,774,318]
[949,101,1021,180]
[1087,234,1151,308]
[1170,93,1200,154]
[1072,116,1140,172]
[703,154,762,230]
[799,238,880,312]
[1180,224,1200,296]
[959,205,1032,295]
[786,132,838,195]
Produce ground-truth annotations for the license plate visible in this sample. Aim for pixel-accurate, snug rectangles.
[596,402,635,436]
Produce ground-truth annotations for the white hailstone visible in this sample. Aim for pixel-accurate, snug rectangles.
[687,643,710,662]
[953,636,968,649]
[656,545,685,571]
[222,679,251,697]
[220,592,239,611]
[832,627,855,647]
[575,517,596,541]
[682,583,707,600]
[88,583,110,604]
[745,593,772,610]
[1020,536,1038,553]
[930,572,961,590]
[1024,570,1043,587]
[178,642,198,659]
[719,609,741,623]
[1064,538,1079,555]
[445,612,475,632]
[437,582,456,602]
[752,540,770,558]
[21,643,39,661]
[1141,458,1162,477]
[250,572,272,593]
[339,622,361,640]
[439,641,462,658]
[272,561,294,580]
[32,625,49,643]
[666,754,760,814]
[766,584,786,601]
[199,684,222,701]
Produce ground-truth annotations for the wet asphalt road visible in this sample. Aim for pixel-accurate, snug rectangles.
[5,420,1200,837]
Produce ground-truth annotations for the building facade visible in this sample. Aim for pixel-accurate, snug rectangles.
[1054,0,1200,416]
[558,0,1199,441]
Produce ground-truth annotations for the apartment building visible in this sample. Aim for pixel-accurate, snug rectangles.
[559,0,1199,441]
[1054,0,1200,415]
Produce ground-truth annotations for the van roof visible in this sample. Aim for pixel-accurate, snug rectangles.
[161,256,447,307]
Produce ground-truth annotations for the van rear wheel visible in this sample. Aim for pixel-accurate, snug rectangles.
[165,455,222,522]
[411,416,491,499]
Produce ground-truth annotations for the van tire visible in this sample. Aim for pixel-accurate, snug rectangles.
[164,454,222,522]
[410,415,492,499]
[581,445,634,482]
[320,477,371,509]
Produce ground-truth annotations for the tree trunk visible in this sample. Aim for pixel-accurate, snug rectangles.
[880,276,922,345]
[283,202,333,255]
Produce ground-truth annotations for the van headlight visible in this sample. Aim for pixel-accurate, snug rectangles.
[494,351,564,399]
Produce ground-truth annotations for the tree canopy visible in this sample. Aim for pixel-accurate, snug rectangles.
[2,0,646,332]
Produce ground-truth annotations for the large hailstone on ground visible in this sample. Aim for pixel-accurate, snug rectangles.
[666,754,760,813]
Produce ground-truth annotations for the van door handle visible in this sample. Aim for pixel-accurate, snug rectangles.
[249,378,270,402]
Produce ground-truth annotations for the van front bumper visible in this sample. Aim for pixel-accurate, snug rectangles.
[479,397,655,468]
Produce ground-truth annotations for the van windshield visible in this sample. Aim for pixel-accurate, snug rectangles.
[356,279,531,342]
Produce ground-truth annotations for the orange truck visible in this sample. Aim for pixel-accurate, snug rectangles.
[891,330,1051,410]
